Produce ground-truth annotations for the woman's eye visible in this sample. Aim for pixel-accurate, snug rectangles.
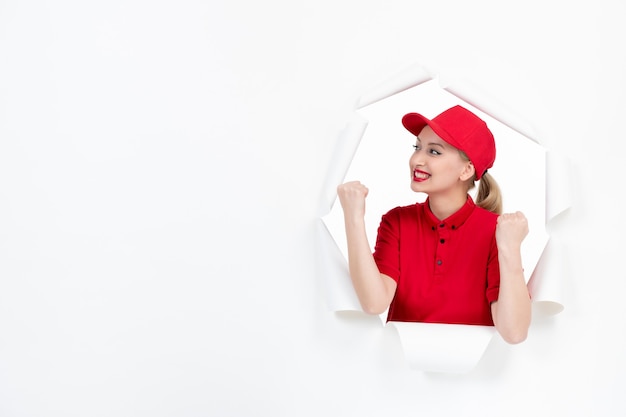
[429,149,441,155]
[412,144,420,150]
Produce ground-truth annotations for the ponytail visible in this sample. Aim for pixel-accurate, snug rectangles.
[475,172,502,215]
[459,150,503,215]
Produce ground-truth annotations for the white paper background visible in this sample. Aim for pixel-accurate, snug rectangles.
[1,1,625,416]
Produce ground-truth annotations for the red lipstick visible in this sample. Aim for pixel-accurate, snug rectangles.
[413,169,431,182]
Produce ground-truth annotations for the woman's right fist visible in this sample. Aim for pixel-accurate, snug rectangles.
[337,181,369,219]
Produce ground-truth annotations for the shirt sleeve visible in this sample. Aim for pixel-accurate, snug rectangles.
[485,234,501,303]
[373,207,401,282]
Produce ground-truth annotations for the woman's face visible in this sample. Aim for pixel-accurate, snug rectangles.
[408,126,474,195]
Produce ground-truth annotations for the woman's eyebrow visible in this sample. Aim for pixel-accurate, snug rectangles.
[428,142,445,148]
[416,137,445,148]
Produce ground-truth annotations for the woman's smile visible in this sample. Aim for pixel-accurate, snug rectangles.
[413,169,431,182]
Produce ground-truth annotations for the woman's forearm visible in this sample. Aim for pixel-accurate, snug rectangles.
[343,216,396,315]
[492,247,531,344]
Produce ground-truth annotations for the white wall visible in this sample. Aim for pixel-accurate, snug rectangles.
[0,0,624,416]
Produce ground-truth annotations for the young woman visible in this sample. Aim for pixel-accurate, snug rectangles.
[337,105,531,344]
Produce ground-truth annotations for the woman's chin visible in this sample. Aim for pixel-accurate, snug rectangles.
[410,182,426,193]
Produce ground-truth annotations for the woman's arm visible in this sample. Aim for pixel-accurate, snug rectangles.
[491,211,532,344]
[337,181,397,315]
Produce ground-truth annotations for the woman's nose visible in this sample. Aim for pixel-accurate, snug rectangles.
[410,153,424,167]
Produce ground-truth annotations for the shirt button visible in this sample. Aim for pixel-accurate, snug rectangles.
[440,239,445,244]
[437,260,442,265]
[439,223,445,228]
[431,226,435,231]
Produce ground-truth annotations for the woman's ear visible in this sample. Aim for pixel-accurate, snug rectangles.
[460,161,476,181]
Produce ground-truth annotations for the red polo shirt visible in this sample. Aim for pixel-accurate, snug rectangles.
[373,195,500,326]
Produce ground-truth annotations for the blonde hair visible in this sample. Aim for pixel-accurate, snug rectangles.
[460,151,502,215]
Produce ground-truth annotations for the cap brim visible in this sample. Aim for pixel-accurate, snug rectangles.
[401,113,461,150]
[401,113,429,136]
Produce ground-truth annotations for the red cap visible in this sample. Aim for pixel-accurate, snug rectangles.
[401,105,495,180]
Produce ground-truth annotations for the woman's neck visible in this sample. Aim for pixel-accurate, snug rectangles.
[427,192,468,220]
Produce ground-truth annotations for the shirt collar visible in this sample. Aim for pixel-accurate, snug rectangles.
[424,195,476,230]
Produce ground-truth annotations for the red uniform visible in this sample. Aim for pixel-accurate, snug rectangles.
[373,195,500,326]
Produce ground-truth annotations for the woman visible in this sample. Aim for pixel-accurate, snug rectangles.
[337,105,531,344]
